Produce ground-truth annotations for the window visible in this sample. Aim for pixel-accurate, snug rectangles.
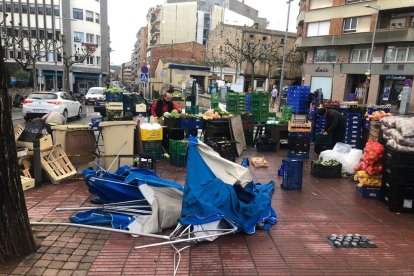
[5,3,11,12]
[17,51,22,60]
[56,30,61,39]
[45,5,52,16]
[281,38,285,44]
[54,5,60,16]
[314,49,337,62]
[86,10,94,22]
[21,4,27,13]
[9,50,14,59]
[307,21,330,37]
[31,29,37,38]
[95,13,100,24]
[249,34,254,39]
[347,0,369,3]
[47,30,53,40]
[87,56,94,65]
[37,4,44,15]
[47,52,54,62]
[343,17,358,33]
[350,48,369,63]
[73,8,83,20]
[96,57,101,66]
[263,36,267,41]
[30,4,36,14]
[86,33,94,43]
[96,35,101,45]
[385,46,414,62]
[74,32,84,42]
[13,3,20,13]
[0,3,3,12]
[311,77,333,100]
[39,30,45,39]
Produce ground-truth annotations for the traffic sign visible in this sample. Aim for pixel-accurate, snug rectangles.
[404,79,412,87]
[140,73,149,83]
[141,66,149,74]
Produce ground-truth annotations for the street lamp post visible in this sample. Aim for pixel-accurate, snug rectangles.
[364,4,380,105]
[278,0,293,111]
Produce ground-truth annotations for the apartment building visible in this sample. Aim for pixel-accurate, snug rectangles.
[121,61,133,90]
[208,23,300,91]
[147,0,267,48]
[131,26,148,87]
[0,0,109,93]
[296,0,414,110]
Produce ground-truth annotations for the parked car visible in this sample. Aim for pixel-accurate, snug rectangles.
[84,87,106,105]
[22,91,82,121]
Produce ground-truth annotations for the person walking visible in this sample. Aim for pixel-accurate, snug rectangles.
[270,85,278,108]
[317,108,346,146]
[150,92,182,118]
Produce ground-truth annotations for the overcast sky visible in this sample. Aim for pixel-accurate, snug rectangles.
[108,0,300,65]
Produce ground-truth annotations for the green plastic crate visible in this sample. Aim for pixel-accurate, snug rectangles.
[185,105,199,115]
[169,139,188,154]
[142,141,163,160]
[169,153,187,167]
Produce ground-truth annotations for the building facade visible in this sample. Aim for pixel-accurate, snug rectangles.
[121,61,133,90]
[1,0,109,93]
[131,26,148,88]
[147,0,267,48]
[296,0,414,110]
[207,23,300,91]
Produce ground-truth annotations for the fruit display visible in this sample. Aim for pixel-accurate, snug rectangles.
[202,107,232,120]
[354,171,382,188]
[365,111,392,121]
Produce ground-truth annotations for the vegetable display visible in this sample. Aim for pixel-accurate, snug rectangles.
[354,139,384,188]
[365,111,392,121]
[312,159,340,166]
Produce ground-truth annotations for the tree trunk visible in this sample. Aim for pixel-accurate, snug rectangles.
[251,62,255,92]
[63,63,70,92]
[0,41,36,264]
[32,60,38,90]
[268,64,272,92]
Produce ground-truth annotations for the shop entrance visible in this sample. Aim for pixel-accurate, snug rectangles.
[378,75,412,106]
[74,78,99,94]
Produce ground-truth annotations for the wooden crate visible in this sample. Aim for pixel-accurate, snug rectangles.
[14,124,24,140]
[41,145,77,184]
[251,157,268,168]
[288,122,312,133]
[106,102,123,111]
[21,176,35,191]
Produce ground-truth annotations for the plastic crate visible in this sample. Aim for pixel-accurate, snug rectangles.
[382,177,414,198]
[169,128,185,140]
[169,139,188,155]
[169,153,187,167]
[141,127,163,141]
[315,133,332,144]
[256,141,277,152]
[357,186,383,199]
[281,158,303,190]
[205,137,237,162]
[244,129,254,146]
[241,113,254,122]
[105,92,123,102]
[383,192,414,213]
[142,141,163,160]
[288,136,310,152]
[382,165,414,186]
[384,146,414,165]
[185,105,199,115]
[164,117,181,129]
[288,150,309,159]
[134,155,156,171]
[90,117,104,131]
[311,161,342,178]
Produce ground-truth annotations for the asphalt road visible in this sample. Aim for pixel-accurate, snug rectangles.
[12,105,101,126]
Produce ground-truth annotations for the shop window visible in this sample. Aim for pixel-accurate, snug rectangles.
[343,17,358,33]
[351,48,369,63]
[314,49,337,63]
[311,77,332,100]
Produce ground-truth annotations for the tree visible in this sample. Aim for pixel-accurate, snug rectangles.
[263,41,282,91]
[224,44,245,81]
[0,23,37,263]
[205,48,229,80]
[56,35,96,92]
[2,21,54,90]
[225,38,269,91]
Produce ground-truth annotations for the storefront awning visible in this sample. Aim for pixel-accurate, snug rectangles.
[73,72,100,79]
[42,70,63,76]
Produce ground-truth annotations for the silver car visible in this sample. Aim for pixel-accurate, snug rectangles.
[22,92,82,121]
[84,87,106,105]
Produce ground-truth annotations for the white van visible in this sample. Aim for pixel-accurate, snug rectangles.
[84,87,105,105]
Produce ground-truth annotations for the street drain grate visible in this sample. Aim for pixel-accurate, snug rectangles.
[327,234,377,248]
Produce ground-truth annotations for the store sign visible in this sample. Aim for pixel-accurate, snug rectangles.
[315,67,329,73]
[385,75,406,80]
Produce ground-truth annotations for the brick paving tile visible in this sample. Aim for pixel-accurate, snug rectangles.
[2,151,413,275]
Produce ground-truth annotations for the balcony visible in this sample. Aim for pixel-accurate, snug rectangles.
[299,28,414,48]
[151,28,160,35]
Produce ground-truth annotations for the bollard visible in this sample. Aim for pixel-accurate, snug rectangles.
[33,139,42,187]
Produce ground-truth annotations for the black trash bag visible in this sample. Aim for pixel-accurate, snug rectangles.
[18,119,46,142]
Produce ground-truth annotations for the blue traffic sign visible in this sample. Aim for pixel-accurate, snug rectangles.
[141,66,149,74]
[140,73,149,83]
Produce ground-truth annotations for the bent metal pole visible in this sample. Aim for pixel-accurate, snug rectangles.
[30,221,170,240]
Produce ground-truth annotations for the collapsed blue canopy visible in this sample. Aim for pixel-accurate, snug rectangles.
[83,166,183,203]
[180,137,276,234]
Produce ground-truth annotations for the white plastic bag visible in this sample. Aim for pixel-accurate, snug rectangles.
[319,148,363,174]
[333,142,352,154]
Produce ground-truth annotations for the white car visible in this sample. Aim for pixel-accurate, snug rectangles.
[22,92,82,121]
[84,87,106,105]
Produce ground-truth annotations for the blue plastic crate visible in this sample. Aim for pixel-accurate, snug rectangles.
[288,150,309,159]
[90,117,103,130]
[281,158,304,190]
[357,186,383,199]
[105,92,124,102]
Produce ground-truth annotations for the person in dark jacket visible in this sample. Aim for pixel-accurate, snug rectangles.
[317,108,346,145]
[150,92,182,118]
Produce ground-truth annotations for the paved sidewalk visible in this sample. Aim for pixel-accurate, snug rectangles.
[2,148,414,275]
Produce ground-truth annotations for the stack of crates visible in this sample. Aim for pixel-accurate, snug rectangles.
[344,110,364,149]
[185,105,199,115]
[245,93,252,112]
[205,137,237,162]
[281,158,304,190]
[280,106,293,124]
[382,147,414,213]
[314,133,332,154]
[241,113,254,146]
[211,93,219,109]
[169,139,188,167]
[142,141,163,160]
[226,92,246,115]
[288,132,310,153]
[250,92,269,122]
[286,86,310,114]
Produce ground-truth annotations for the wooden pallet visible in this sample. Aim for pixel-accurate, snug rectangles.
[41,145,77,184]
[288,122,312,133]
[251,157,268,168]
[21,176,35,191]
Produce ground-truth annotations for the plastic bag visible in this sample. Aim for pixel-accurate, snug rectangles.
[319,148,363,174]
[333,142,352,153]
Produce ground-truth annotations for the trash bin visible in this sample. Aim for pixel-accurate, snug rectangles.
[99,121,136,172]
[52,125,90,151]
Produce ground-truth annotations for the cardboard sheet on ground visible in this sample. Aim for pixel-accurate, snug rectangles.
[229,115,246,156]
